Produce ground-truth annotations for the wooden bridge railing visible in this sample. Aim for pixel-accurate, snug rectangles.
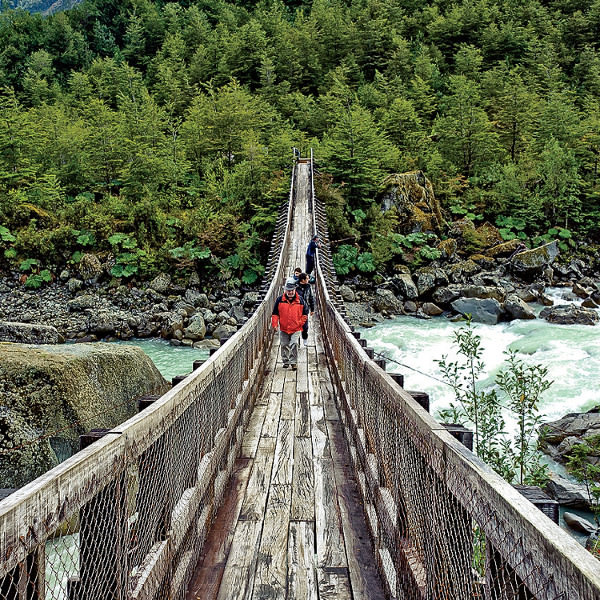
[309,151,600,600]
[0,165,296,600]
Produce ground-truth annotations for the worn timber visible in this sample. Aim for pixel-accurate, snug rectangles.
[186,163,385,599]
[1,154,600,600]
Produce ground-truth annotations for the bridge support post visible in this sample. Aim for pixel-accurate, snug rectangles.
[407,390,429,412]
[68,430,127,600]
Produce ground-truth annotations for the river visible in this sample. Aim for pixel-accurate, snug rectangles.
[359,287,600,428]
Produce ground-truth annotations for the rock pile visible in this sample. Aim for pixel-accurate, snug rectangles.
[0,271,260,347]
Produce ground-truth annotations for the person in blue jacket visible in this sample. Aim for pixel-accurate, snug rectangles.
[305,235,319,275]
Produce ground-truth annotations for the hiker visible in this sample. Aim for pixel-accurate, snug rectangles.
[293,267,302,283]
[296,272,314,347]
[271,277,308,369]
[305,235,319,275]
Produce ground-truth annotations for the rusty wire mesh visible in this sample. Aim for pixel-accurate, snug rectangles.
[310,153,600,600]
[0,166,295,600]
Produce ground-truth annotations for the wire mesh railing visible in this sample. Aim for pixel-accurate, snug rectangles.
[0,165,296,600]
[309,153,600,600]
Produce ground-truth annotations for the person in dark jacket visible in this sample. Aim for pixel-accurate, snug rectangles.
[296,272,314,347]
[271,277,308,369]
[305,235,319,275]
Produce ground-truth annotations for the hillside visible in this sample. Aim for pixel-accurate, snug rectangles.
[1,0,600,287]
[5,0,80,16]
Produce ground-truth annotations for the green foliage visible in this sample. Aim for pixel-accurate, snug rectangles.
[333,244,376,275]
[0,0,599,277]
[566,435,600,527]
[495,352,552,486]
[24,268,51,289]
[19,257,39,272]
[74,230,96,247]
[0,226,16,242]
[437,318,506,471]
[438,319,552,485]
[356,252,376,273]
[496,216,527,242]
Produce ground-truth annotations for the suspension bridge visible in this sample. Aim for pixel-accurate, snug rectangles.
[1,154,599,600]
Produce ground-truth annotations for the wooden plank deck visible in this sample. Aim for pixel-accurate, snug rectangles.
[185,163,386,600]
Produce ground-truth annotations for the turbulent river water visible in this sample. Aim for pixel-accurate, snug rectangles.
[359,287,600,431]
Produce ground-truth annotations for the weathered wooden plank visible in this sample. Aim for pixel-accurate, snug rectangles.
[214,521,262,600]
[314,456,348,569]
[288,521,318,600]
[311,404,329,460]
[251,484,291,600]
[241,404,268,459]
[271,418,294,486]
[239,438,276,521]
[307,346,318,372]
[281,380,296,420]
[325,411,387,600]
[296,352,309,393]
[295,391,310,438]
[261,393,282,439]
[322,377,339,423]
[271,366,287,394]
[309,372,322,407]
[291,437,314,522]
[317,569,352,599]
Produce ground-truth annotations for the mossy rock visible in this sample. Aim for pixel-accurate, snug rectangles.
[486,239,522,258]
[511,241,559,275]
[437,238,457,259]
[475,222,503,247]
[0,342,169,488]
[379,171,444,234]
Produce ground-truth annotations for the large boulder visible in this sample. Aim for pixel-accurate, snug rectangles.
[539,304,599,326]
[212,323,237,340]
[378,171,444,234]
[451,297,504,325]
[504,295,536,320]
[393,273,419,300]
[67,294,99,311]
[459,285,506,302]
[345,303,385,327]
[486,239,523,258]
[184,314,207,341]
[541,409,600,448]
[431,284,463,306]
[415,267,449,297]
[448,260,480,283]
[149,273,171,294]
[545,473,590,508]
[339,285,355,302]
[0,342,169,487]
[0,322,62,344]
[511,241,559,276]
[78,253,103,283]
[373,289,403,314]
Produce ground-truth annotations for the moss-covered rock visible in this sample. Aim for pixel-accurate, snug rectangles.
[437,238,457,259]
[511,241,559,276]
[0,342,169,488]
[379,171,444,234]
[486,239,523,258]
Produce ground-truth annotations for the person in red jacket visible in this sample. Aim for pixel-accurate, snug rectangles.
[271,277,308,370]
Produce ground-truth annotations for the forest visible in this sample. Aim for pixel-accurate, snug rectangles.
[1,0,600,287]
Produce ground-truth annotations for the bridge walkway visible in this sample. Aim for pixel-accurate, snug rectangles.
[185,162,386,599]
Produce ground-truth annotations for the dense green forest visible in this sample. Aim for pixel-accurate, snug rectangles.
[1,0,600,286]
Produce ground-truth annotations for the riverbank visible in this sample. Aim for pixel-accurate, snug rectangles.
[0,271,259,347]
